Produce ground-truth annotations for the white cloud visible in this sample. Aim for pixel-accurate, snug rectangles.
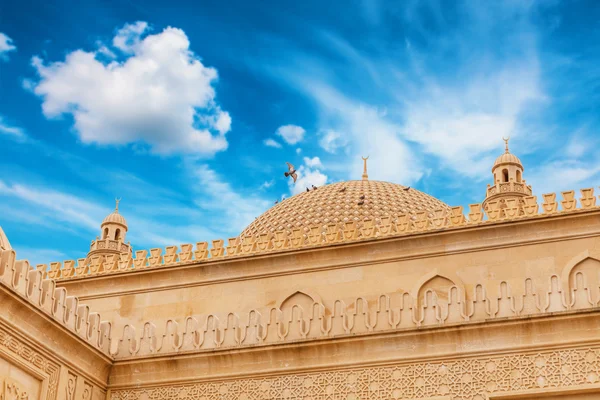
[259,180,275,190]
[276,124,305,145]
[112,21,149,52]
[295,81,422,184]
[402,61,543,178]
[30,22,230,156]
[0,180,103,231]
[193,164,271,233]
[0,176,236,256]
[303,156,322,168]
[526,160,600,196]
[0,32,16,59]
[288,157,328,195]
[0,116,26,139]
[319,129,348,153]
[264,138,282,148]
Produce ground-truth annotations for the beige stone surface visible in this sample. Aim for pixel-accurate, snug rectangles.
[1,145,600,399]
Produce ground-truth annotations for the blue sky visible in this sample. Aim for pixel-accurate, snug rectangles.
[1,0,599,265]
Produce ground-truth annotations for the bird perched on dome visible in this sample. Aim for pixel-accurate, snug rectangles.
[312,185,318,190]
[284,162,297,183]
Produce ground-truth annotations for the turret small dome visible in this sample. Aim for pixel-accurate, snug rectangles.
[102,211,127,227]
[493,152,522,169]
[492,137,523,171]
[101,199,128,229]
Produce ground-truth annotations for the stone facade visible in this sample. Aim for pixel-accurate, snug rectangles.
[1,145,600,399]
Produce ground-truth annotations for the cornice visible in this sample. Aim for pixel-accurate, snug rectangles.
[62,208,600,301]
[107,310,600,388]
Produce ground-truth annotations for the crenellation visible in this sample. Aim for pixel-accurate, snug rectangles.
[523,195,539,215]
[580,187,596,208]
[209,239,224,258]
[34,187,600,282]
[561,190,577,211]
[195,241,209,260]
[179,243,194,261]
[468,203,484,223]
[542,192,559,213]
[132,250,147,269]
[485,200,502,221]
[0,248,114,358]
[164,246,178,263]
[148,248,163,266]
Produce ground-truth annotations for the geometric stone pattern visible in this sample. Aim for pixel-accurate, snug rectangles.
[0,326,60,400]
[241,180,451,237]
[109,345,600,400]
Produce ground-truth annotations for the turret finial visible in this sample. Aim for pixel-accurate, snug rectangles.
[115,198,121,212]
[502,136,510,153]
[361,156,369,180]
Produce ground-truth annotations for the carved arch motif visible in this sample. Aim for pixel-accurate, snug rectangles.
[411,269,466,302]
[277,289,322,310]
[561,250,600,303]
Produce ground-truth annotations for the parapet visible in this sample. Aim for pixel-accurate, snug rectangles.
[42,188,599,281]
[0,248,113,357]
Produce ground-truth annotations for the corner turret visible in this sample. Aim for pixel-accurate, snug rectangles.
[483,138,533,214]
[86,199,132,262]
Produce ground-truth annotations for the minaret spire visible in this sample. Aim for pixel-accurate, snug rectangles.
[361,156,369,180]
[115,197,121,212]
[503,136,510,154]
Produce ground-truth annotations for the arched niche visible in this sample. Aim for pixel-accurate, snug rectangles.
[411,269,465,302]
[277,289,323,320]
[411,269,466,314]
[561,250,600,301]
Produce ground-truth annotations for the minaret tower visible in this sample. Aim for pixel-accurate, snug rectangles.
[483,138,533,212]
[87,199,132,261]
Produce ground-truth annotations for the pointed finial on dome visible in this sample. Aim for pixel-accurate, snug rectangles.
[362,156,369,180]
[115,197,121,212]
[502,136,510,153]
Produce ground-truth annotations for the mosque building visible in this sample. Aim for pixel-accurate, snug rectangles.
[1,140,600,400]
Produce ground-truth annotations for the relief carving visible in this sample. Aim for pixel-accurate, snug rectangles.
[109,345,600,400]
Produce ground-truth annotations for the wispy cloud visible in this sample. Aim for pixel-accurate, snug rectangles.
[263,138,282,148]
[288,156,328,195]
[249,1,549,188]
[192,164,271,235]
[0,116,26,139]
[0,32,16,59]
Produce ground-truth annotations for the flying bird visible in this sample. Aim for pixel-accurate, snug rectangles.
[284,162,297,183]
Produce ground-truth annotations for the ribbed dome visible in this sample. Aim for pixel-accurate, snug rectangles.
[493,152,523,169]
[241,180,451,237]
[102,211,127,227]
